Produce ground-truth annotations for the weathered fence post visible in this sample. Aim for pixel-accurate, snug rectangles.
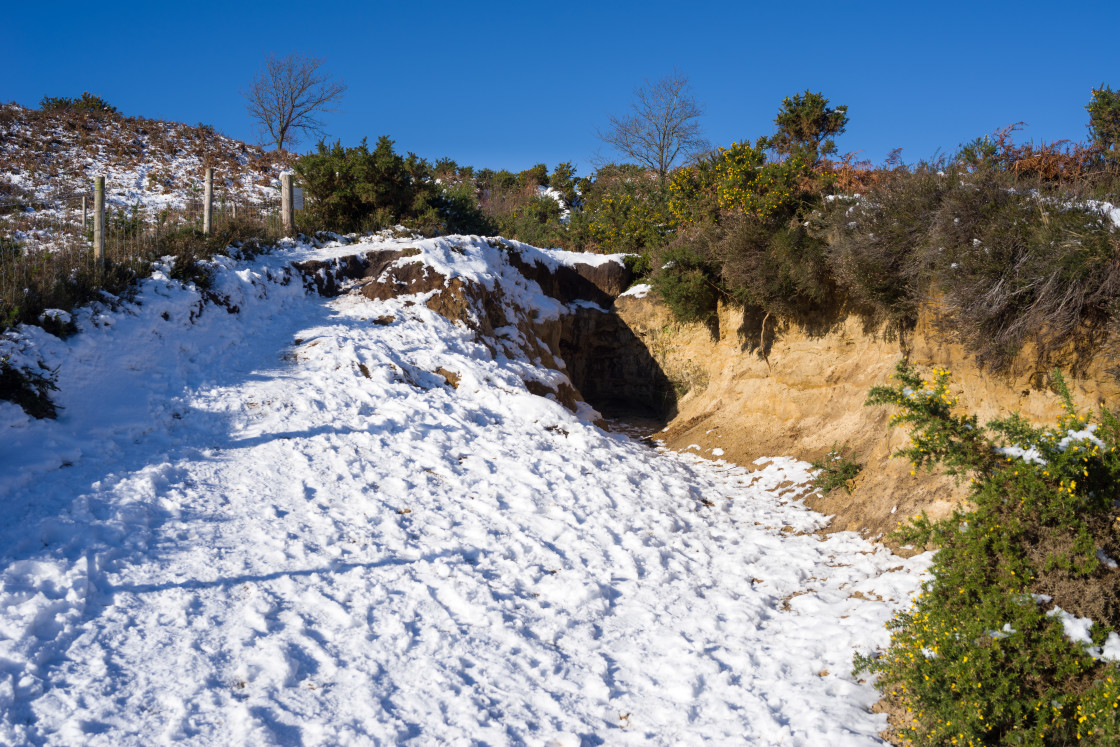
[81,195,87,232]
[281,172,294,235]
[203,168,214,234]
[93,176,105,263]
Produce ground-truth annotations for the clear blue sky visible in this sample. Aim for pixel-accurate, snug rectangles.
[4,0,1116,177]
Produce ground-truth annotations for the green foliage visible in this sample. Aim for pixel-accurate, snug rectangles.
[712,138,808,222]
[109,203,145,236]
[499,195,566,248]
[550,162,579,207]
[866,363,990,477]
[957,133,1002,172]
[435,182,497,237]
[584,164,672,254]
[39,92,117,114]
[461,161,587,248]
[830,160,1120,370]
[296,136,435,233]
[768,90,848,166]
[857,363,1120,745]
[0,356,60,419]
[935,175,1120,372]
[717,218,833,317]
[811,445,862,494]
[668,153,721,227]
[622,252,652,280]
[1087,85,1120,162]
[826,166,945,330]
[477,168,518,192]
[518,163,548,188]
[650,244,720,322]
[654,91,844,327]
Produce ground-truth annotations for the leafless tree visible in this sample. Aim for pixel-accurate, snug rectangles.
[242,53,346,152]
[598,71,709,183]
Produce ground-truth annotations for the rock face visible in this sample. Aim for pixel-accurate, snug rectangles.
[292,250,403,297]
[506,253,632,307]
[613,293,1120,540]
[560,306,677,419]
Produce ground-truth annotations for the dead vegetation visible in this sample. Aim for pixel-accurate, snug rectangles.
[0,101,296,330]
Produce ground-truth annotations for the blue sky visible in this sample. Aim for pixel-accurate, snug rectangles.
[4,0,1116,177]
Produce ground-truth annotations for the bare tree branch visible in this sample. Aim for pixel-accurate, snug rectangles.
[242,53,346,152]
[597,71,709,183]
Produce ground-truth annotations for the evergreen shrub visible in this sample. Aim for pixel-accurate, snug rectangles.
[856,362,1120,745]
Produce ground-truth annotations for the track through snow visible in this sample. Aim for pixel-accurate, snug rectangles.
[0,236,930,745]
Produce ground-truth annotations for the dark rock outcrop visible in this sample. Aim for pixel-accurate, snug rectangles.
[560,306,678,420]
[293,250,403,297]
[506,251,632,307]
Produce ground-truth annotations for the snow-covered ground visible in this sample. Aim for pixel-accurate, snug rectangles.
[0,104,288,213]
[0,234,930,745]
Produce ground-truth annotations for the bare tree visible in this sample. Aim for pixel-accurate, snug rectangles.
[598,71,708,183]
[242,53,346,152]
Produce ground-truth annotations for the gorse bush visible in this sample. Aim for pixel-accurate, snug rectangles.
[649,91,845,333]
[1087,85,1120,164]
[825,166,945,332]
[642,85,1120,375]
[767,89,849,167]
[296,137,442,233]
[720,218,833,317]
[39,92,117,114]
[856,362,1120,745]
[935,176,1120,372]
[650,242,720,323]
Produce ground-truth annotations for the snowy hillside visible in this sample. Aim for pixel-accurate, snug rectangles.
[0,233,929,744]
[0,102,291,252]
[0,102,289,208]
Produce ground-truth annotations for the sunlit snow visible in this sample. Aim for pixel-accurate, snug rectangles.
[0,234,930,745]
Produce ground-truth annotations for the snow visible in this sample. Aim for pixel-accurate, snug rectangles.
[1046,607,1120,662]
[996,444,1046,466]
[1056,424,1105,452]
[1097,549,1119,570]
[620,283,651,299]
[1087,200,1120,229]
[0,233,931,744]
[537,186,571,223]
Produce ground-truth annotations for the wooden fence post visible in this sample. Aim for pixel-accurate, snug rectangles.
[203,168,214,234]
[81,195,87,233]
[281,173,294,235]
[93,176,105,263]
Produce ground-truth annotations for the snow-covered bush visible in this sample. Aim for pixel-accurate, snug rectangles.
[0,354,59,419]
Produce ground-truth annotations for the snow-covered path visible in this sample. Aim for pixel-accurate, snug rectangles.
[0,236,929,745]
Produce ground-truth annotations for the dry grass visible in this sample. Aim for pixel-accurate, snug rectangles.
[0,102,294,329]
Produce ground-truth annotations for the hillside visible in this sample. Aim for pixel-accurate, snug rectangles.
[0,233,929,743]
[0,101,291,247]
